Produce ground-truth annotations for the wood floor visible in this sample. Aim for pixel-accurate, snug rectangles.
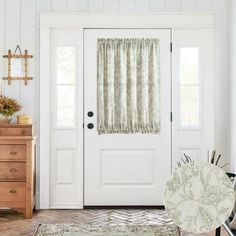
[0,209,227,236]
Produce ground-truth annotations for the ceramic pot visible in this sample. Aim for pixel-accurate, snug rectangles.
[0,113,12,123]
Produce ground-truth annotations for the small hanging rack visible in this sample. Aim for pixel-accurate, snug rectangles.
[2,45,33,85]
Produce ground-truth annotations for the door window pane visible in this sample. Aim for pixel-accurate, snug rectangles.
[56,47,76,85]
[180,47,200,128]
[180,86,200,127]
[55,46,76,128]
[180,48,199,85]
[56,85,75,127]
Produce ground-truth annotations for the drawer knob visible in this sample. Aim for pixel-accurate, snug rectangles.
[21,130,25,135]
[9,189,16,194]
[9,168,17,172]
[10,151,17,155]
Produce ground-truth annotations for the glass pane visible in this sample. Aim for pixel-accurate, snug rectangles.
[56,47,76,84]
[180,48,199,85]
[57,85,75,127]
[180,86,200,127]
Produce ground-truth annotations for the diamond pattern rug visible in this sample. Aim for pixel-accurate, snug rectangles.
[34,209,180,236]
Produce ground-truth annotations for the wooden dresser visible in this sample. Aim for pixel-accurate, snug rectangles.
[0,124,35,218]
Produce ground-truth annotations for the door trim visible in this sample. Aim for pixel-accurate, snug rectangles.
[40,13,214,29]
[40,13,215,209]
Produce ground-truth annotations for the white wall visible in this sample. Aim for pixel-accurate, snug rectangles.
[212,0,230,171]
[230,0,236,172]
[0,0,231,205]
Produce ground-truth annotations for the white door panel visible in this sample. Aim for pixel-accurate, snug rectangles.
[172,29,215,165]
[50,29,83,208]
[84,29,172,205]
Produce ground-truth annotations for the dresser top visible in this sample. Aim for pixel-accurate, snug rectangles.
[0,124,33,128]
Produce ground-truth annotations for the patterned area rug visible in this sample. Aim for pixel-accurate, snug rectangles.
[34,209,180,236]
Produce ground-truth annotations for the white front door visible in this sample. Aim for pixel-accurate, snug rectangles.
[84,29,172,205]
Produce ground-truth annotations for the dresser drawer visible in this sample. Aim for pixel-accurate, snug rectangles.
[0,126,32,136]
[0,145,26,161]
[0,162,26,180]
[0,182,25,207]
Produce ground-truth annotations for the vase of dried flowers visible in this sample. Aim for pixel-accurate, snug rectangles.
[0,95,22,123]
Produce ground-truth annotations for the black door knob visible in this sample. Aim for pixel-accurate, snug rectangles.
[87,123,94,129]
[87,111,94,117]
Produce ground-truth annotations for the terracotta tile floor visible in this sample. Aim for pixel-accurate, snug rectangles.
[0,209,228,236]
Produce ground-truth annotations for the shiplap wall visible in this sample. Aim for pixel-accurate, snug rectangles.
[230,0,236,172]
[0,0,216,119]
[0,0,231,205]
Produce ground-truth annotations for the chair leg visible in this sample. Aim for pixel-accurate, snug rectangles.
[222,223,235,236]
[215,227,221,236]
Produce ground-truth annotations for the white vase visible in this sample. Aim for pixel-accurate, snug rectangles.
[0,114,12,123]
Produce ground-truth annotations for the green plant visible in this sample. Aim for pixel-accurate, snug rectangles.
[0,95,22,116]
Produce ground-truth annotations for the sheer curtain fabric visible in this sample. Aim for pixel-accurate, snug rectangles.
[97,38,160,134]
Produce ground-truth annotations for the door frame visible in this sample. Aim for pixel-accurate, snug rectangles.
[39,13,215,209]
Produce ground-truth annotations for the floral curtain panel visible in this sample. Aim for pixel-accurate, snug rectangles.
[97,38,160,134]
